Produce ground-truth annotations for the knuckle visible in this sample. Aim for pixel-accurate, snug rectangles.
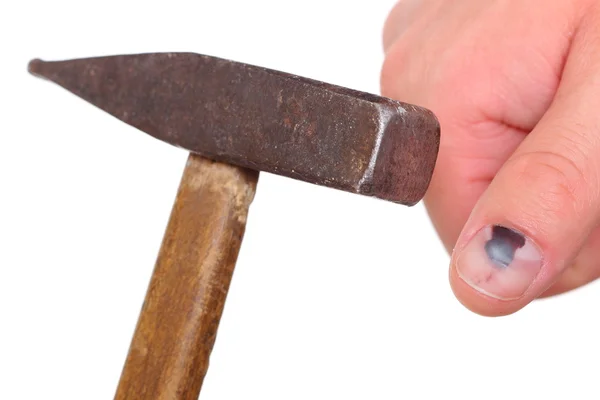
[508,150,588,219]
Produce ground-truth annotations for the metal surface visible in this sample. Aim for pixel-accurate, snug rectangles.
[28,53,440,205]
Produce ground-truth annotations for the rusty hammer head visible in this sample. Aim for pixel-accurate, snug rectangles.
[28,53,439,205]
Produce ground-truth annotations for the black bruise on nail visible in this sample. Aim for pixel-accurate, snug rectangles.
[484,226,526,268]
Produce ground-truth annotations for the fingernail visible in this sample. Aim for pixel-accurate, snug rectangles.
[455,225,543,300]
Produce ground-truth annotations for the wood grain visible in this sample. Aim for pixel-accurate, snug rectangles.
[114,153,259,400]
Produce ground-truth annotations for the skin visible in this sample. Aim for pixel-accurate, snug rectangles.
[381,0,600,316]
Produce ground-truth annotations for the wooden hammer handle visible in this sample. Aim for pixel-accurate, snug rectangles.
[114,154,259,400]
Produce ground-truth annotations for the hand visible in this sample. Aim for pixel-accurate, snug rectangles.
[381,0,600,316]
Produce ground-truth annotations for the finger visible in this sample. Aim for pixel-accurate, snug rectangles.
[381,30,530,254]
[450,8,600,316]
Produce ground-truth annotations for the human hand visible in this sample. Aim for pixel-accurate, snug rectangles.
[381,0,600,316]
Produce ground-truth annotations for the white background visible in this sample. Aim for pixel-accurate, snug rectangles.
[2,1,600,399]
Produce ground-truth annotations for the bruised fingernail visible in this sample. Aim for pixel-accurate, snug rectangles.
[455,225,543,300]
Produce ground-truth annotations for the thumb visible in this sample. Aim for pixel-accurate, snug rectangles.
[450,11,600,316]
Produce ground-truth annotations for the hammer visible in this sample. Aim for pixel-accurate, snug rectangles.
[28,53,440,400]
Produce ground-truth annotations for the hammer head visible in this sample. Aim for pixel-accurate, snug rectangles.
[28,53,440,205]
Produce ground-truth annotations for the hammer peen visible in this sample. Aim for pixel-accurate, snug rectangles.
[28,53,440,399]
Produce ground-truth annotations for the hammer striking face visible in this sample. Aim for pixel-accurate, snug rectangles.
[28,53,439,205]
